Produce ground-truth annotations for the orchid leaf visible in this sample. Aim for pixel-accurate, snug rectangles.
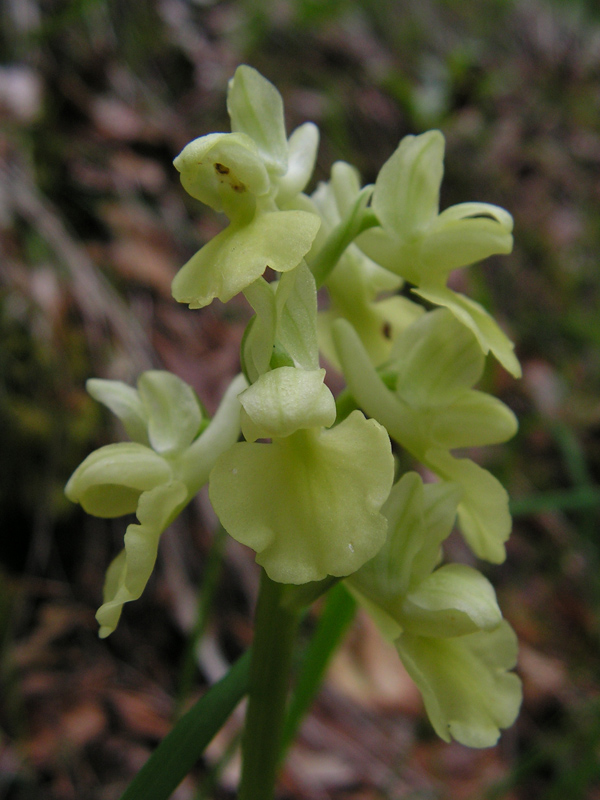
[119,651,251,800]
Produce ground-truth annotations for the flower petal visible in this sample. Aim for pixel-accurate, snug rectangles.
[275,262,320,371]
[329,160,362,218]
[65,443,172,517]
[319,293,424,370]
[210,411,394,584]
[174,132,269,216]
[239,367,336,442]
[372,130,444,236]
[96,481,188,637]
[86,378,149,446]
[426,448,512,563]
[318,219,421,368]
[401,563,502,637]
[411,481,464,582]
[390,308,484,407]
[227,65,288,175]
[355,226,422,284]
[332,317,424,454]
[426,391,518,449]
[172,209,321,309]
[350,473,461,603]
[396,621,522,747]
[137,371,203,455]
[177,373,247,496]
[242,278,278,383]
[277,122,320,202]
[414,285,521,378]
[435,202,513,230]
[351,472,425,600]
[421,212,513,275]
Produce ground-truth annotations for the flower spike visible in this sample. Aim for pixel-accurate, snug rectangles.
[67,67,523,754]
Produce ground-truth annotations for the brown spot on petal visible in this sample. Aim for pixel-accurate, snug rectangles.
[214,162,246,192]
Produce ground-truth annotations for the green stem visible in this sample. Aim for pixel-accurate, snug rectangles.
[238,569,301,800]
[178,373,247,494]
[309,188,378,288]
[281,575,341,612]
[281,583,356,757]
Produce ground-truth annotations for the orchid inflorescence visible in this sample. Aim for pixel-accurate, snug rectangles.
[66,65,522,750]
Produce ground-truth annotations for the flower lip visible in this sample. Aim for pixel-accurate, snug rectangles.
[209,411,394,585]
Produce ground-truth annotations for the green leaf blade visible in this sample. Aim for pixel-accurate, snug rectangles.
[119,651,251,800]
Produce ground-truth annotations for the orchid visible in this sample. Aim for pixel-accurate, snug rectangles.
[66,371,245,636]
[172,66,321,309]
[333,310,517,563]
[212,351,394,584]
[66,65,524,799]
[357,130,521,377]
[348,472,521,747]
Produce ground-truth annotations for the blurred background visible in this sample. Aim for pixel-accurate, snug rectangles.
[2,0,600,797]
